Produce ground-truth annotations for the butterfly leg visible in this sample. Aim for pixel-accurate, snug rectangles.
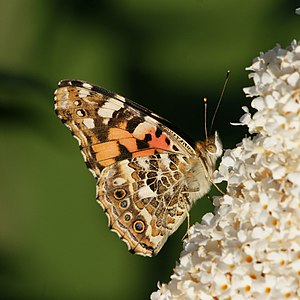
[212,181,225,195]
[181,204,191,241]
[208,172,225,196]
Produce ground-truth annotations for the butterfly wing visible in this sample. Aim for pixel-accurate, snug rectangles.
[54,80,198,256]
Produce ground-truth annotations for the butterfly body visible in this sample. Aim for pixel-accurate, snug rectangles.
[54,80,222,256]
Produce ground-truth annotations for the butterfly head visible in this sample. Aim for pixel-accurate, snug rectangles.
[195,131,223,161]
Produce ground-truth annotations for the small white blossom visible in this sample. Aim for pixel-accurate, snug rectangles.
[151,40,300,300]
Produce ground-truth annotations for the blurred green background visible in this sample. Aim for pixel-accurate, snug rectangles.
[0,0,299,299]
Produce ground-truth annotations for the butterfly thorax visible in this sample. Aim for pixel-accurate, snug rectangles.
[182,132,223,204]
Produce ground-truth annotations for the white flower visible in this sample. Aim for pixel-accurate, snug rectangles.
[151,40,300,300]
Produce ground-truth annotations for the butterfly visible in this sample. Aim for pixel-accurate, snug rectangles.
[54,80,223,257]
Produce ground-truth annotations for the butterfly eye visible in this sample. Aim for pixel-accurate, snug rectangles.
[207,144,217,153]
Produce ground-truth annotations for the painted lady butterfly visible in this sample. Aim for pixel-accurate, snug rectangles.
[54,80,222,257]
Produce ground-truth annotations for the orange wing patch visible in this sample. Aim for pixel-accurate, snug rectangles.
[108,128,132,140]
[119,137,139,153]
[93,141,120,161]
[132,149,156,158]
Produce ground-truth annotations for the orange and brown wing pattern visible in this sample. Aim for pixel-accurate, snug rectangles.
[54,80,195,178]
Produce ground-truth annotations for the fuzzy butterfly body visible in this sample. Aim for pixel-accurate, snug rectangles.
[54,80,222,256]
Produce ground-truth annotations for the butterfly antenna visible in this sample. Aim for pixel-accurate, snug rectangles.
[209,70,230,134]
[204,97,208,140]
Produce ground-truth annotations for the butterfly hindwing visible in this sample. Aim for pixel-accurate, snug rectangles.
[97,153,193,256]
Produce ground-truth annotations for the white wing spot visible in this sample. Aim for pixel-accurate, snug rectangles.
[113,177,127,186]
[138,185,156,198]
[98,107,114,118]
[83,118,95,129]
[79,89,90,98]
[82,83,93,89]
[102,100,123,111]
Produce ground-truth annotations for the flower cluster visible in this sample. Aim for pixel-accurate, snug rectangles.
[151,40,300,300]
